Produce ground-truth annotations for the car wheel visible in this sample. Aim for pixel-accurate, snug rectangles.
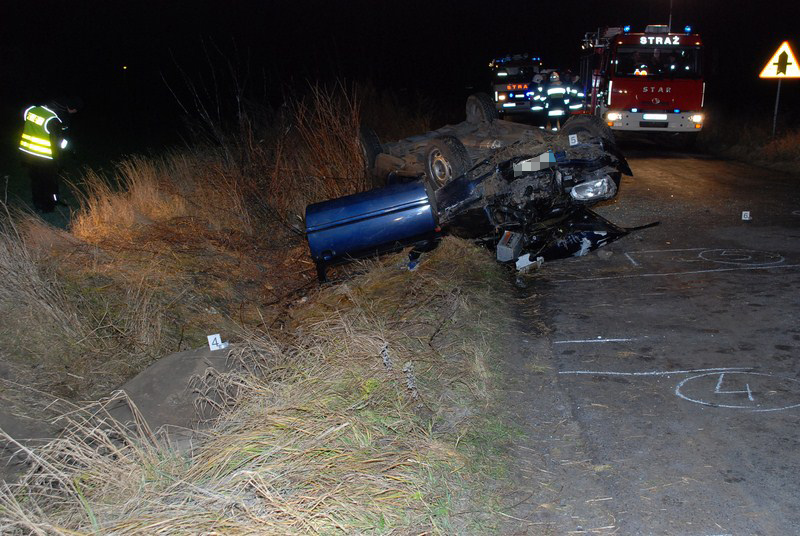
[358,126,384,188]
[424,136,471,189]
[559,114,615,144]
[466,93,499,124]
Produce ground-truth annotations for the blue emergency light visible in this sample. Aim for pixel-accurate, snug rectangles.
[684,25,692,33]
[623,25,631,33]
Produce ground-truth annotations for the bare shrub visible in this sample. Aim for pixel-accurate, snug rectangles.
[699,108,800,165]
[258,83,367,223]
[761,129,800,161]
[0,212,176,400]
[0,214,85,343]
[357,81,433,140]
[71,151,257,242]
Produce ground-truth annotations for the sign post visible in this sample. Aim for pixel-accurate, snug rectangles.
[759,41,800,137]
[772,79,782,138]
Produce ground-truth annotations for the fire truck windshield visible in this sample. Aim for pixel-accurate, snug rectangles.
[613,46,701,79]
[493,63,540,83]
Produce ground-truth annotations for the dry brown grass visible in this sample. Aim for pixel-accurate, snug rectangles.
[0,84,380,405]
[262,83,369,222]
[761,129,800,162]
[1,237,513,534]
[70,151,256,243]
[0,211,184,405]
[0,81,521,534]
[357,82,434,141]
[699,110,800,167]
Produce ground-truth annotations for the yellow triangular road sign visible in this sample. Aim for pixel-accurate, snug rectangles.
[760,41,800,78]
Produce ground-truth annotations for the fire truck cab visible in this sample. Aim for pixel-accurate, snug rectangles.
[579,25,705,134]
[490,54,544,115]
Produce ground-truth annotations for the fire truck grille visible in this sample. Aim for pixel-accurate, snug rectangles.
[639,121,669,128]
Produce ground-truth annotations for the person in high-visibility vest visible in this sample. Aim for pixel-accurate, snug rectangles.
[19,98,81,212]
[543,71,568,130]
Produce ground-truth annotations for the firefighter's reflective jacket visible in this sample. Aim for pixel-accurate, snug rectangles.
[544,83,568,118]
[540,84,585,118]
[530,84,547,113]
[19,105,65,160]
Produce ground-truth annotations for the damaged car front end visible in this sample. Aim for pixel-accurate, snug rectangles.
[436,132,630,270]
[305,124,635,281]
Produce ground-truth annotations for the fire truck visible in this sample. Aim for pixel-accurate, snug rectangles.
[578,24,705,138]
[490,53,543,115]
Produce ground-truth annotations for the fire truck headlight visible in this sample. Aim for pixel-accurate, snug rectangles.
[498,94,507,101]
[607,112,622,122]
[570,175,617,202]
[690,114,704,123]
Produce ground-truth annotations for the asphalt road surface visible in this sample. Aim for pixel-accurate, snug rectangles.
[531,145,800,535]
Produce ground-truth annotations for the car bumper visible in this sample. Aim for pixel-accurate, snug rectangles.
[606,111,703,132]
[496,101,533,113]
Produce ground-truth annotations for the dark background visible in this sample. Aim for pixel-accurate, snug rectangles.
[2,0,799,159]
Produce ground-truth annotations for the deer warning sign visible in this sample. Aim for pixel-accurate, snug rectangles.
[760,41,800,78]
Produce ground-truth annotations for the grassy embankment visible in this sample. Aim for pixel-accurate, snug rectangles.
[698,106,800,171]
[0,85,527,533]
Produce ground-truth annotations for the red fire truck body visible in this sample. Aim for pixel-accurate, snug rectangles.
[580,25,706,133]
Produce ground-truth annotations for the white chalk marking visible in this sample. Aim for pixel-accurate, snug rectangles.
[698,249,784,266]
[559,367,751,377]
[625,247,706,254]
[714,372,725,392]
[675,372,800,412]
[554,337,637,344]
[550,263,800,283]
[624,252,640,266]
[714,372,754,401]
[620,247,785,267]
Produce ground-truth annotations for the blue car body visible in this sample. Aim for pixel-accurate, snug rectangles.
[305,180,438,274]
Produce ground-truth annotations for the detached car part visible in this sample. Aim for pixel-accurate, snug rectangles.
[306,180,439,281]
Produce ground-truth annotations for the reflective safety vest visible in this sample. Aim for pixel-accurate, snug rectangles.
[19,105,61,160]
[544,84,568,117]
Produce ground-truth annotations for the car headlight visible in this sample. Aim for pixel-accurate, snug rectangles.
[570,175,617,202]
[498,94,507,101]
[607,112,622,121]
[690,113,703,123]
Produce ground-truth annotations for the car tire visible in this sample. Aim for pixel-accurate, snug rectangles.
[560,114,615,144]
[424,136,471,189]
[358,126,384,188]
[466,93,499,125]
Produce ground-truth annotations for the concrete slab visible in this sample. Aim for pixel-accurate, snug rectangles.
[109,345,234,431]
[1,345,233,485]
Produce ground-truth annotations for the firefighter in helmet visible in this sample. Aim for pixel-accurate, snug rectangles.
[544,71,568,130]
[19,97,81,212]
[529,72,547,123]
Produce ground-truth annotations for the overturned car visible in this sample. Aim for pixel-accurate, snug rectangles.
[305,100,639,281]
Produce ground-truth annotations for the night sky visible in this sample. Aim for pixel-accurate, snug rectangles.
[2,0,799,153]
